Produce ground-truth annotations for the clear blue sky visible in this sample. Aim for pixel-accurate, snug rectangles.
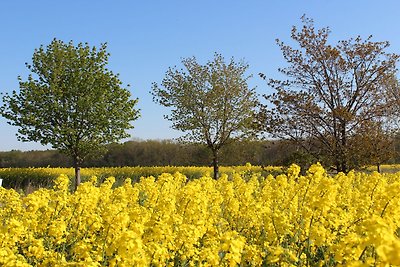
[1,0,399,151]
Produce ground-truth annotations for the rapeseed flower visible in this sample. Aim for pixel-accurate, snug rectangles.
[0,164,400,265]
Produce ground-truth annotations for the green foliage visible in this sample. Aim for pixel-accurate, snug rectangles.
[152,53,258,145]
[1,39,140,186]
[152,53,259,178]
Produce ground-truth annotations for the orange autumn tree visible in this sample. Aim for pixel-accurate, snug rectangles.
[261,17,399,172]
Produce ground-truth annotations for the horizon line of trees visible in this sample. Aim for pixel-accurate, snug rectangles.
[1,138,400,172]
[0,139,290,168]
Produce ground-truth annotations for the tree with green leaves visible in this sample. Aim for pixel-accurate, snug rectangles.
[261,17,399,173]
[152,53,259,179]
[1,39,140,189]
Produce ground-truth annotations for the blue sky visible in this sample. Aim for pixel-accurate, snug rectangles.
[0,0,399,151]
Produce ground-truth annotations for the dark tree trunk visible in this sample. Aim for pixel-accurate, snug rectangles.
[73,157,81,191]
[212,149,219,180]
[377,163,381,173]
[335,162,340,173]
[339,122,348,173]
[340,161,347,173]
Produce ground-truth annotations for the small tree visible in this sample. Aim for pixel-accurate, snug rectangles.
[152,53,259,179]
[1,39,140,189]
[261,17,399,172]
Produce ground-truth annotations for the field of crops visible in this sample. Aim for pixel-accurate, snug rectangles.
[0,165,282,192]
[1,163,400,266]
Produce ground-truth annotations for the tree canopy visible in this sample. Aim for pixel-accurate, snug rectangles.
[261,17,399,172]
[152,53,259,178]
[1,39,140,188]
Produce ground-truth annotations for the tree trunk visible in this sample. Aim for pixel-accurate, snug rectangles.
[339,160,347,173]
[377,163,381,173]
[73,157,81,191]
[339,122,348,173]
[212,149,219,180]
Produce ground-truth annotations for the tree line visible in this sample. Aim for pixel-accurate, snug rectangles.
[2,138,400,172]
[0,139,297,168]
[1,16,400,188]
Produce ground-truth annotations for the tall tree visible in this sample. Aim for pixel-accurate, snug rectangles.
[1,39,140,189]
[152,53,259,179]
[261,17,399,172]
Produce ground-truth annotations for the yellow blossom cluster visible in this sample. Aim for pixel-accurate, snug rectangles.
[0,165,282,190]
[1,163,400,266]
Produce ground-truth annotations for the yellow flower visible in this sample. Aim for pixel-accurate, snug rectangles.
[1,166,400,265]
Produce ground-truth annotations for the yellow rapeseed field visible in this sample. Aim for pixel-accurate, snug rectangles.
[1,163,400,266]
[0,165,282,190]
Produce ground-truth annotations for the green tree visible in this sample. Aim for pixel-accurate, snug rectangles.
[1,39,140,189]
[152,53,259,179]
[261,17,399,172]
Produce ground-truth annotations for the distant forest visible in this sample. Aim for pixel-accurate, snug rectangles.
[1,139,400,170]
[0,139,300,168]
